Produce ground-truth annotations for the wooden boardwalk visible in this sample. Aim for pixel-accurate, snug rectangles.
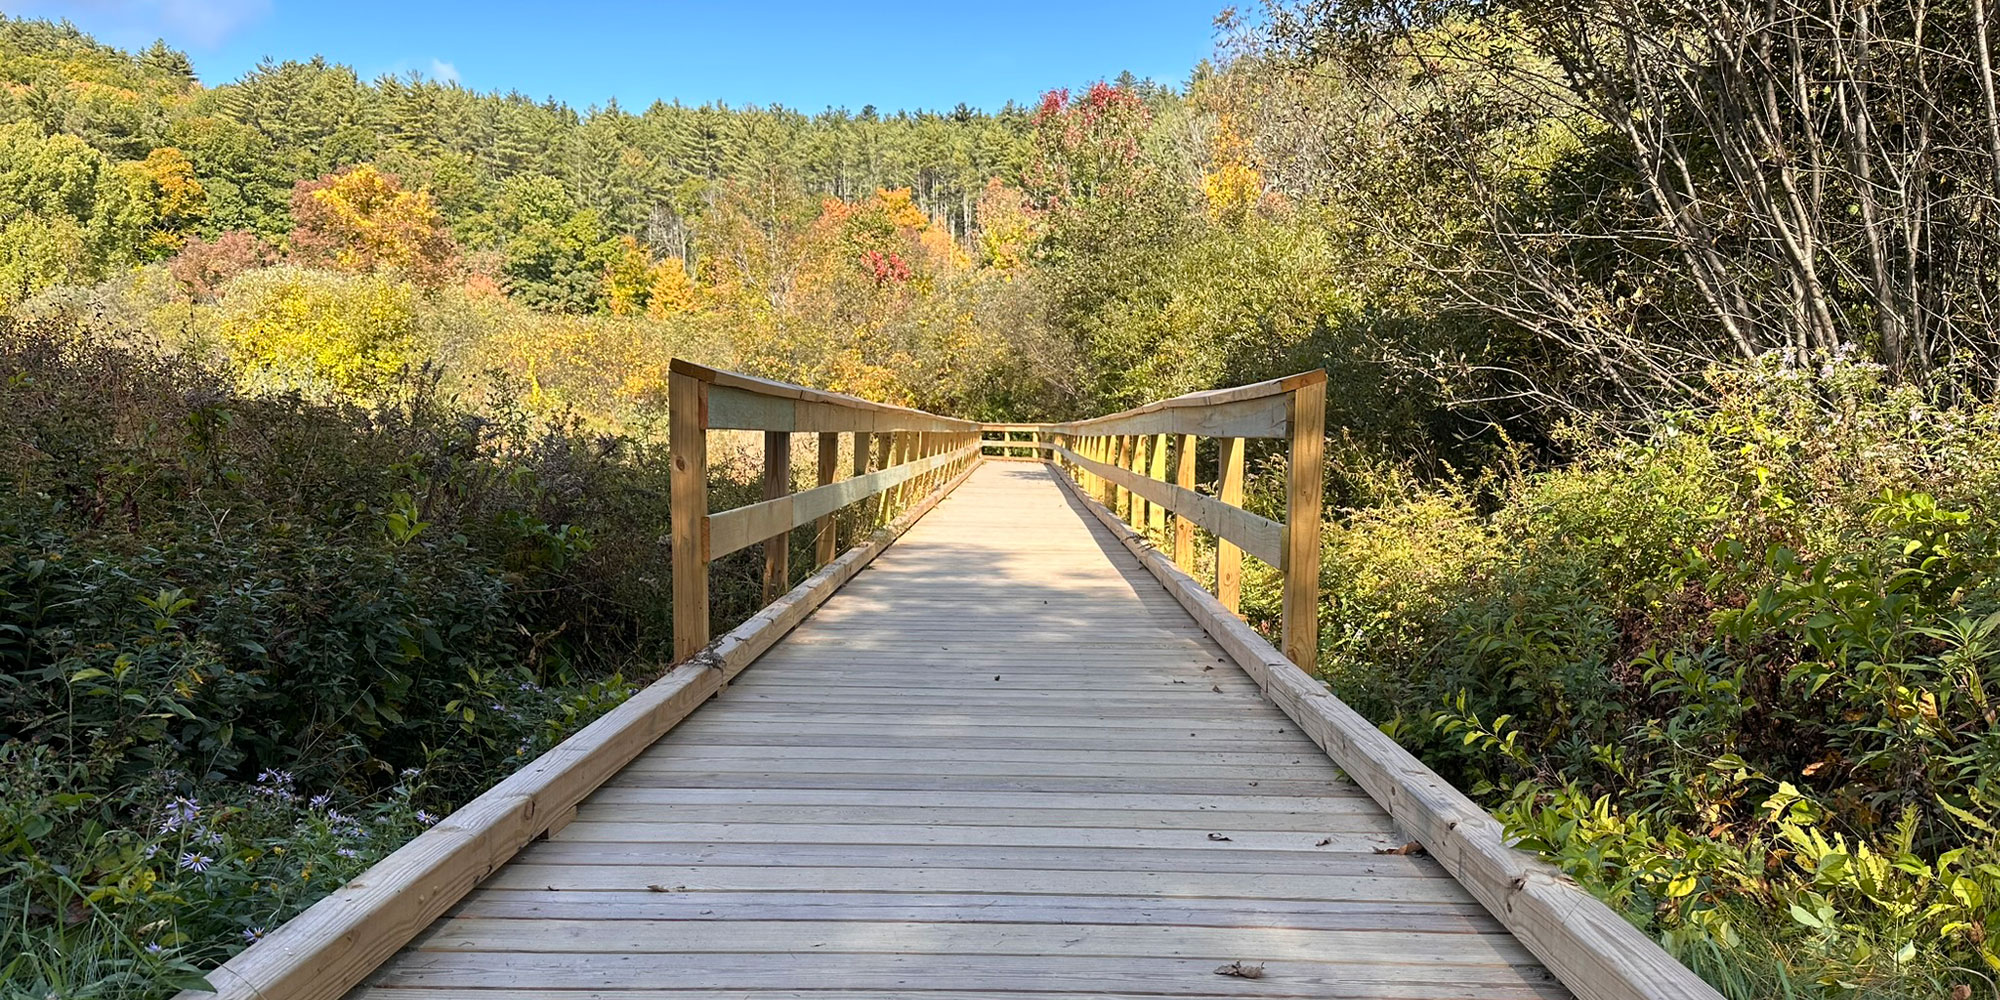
[348,463,1571,1000]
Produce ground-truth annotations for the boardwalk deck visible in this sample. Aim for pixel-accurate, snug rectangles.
[346,463,1571,1000]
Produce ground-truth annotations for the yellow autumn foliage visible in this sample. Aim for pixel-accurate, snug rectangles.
[1201,115,1263,223]
[216,265,416,394]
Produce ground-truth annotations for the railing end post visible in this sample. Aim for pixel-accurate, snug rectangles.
[669,365,712,663]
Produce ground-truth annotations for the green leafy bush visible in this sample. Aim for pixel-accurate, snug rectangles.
[0,321,728,999]
[1319,360,2000,998]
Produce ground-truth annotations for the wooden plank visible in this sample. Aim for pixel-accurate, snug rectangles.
[760,430,790,604]
[361,986,1563,1000]
[1053,443,1283,566]
[1217,435,1244,614]
[1282,378,1325,673]
[360,953,1569,997]
[562,803,1390,833]
[478,863,1474,902]
[448,888,1496,929]
[1050,470,1720,1000]
[547,822,1395,853]
[581,787,1376,813]
[668,369,709,661]
[413,918,1539,964]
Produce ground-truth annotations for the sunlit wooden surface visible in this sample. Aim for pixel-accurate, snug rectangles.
[348,462,1571,999]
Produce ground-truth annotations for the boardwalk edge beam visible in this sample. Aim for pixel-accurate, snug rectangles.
[1051,469,1726,1000]
[174,459,982,1000]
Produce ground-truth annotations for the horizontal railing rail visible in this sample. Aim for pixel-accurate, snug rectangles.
[979,423,1055,459]
[670,359,981,662]
[995,371,1328,671]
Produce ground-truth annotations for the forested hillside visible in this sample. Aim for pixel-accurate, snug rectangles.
[10,4,2000,998]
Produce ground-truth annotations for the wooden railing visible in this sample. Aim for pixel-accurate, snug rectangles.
[668,359,982,662]
[979,423,1053,459]
[1004,370,1328,672]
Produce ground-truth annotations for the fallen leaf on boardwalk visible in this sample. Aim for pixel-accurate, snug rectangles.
[1202,664,1214,671]
[1173,679,1186,684]
[646,884,687,892]
[1211,685,1222,692]
[1207,832,1232,841]
[1315,837,1333,846]
[1215,961,1264,979]
[1374,842,1425,856]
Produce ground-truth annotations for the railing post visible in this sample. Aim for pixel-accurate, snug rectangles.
[1282,380,1326,673]
[1146,432,1169,536]
[1128,435,1149,530]
[1120,436,1136,524]
[1107,437,1123,511]
[872,433,894,525]
[669,368,710,662]
[1099,436,1114,504]
[815,431,839,567]
[761,430,791,604]
[845,429,868,549]
[1173,432,1196,569]
[1216,436,1244,615]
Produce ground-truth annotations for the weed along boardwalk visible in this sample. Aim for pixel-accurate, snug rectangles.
[183,364,1719,1000]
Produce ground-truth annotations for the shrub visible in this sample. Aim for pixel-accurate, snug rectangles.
[1322,360,2000,998]
[214,265,416,394]
[0,321,738,999]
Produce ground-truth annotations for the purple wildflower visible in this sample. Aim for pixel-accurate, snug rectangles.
[178,852,212,872]
[159,796,200,832]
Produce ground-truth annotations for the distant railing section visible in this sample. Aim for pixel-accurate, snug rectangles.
[1001,371,1328,672]
[979,424,1055,459]
[669,360,981,662]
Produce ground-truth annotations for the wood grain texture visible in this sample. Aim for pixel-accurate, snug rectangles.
[340,463,1570,1000]
[667,369,708,661]
[1282,378,1325,672]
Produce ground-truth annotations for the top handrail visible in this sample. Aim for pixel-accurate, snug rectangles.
[669,359,980,433]
[1050,369,1327,429]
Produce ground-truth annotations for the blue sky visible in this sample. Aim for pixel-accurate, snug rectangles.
[15,1,1231,112]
